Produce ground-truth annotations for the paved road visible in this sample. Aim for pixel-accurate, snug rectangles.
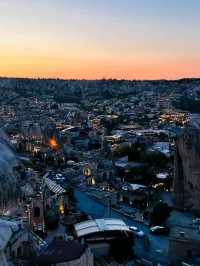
[45,224,66,244]
[74,189,169,265]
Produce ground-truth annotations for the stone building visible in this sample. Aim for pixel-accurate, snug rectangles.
[0,217,43,265]
[119,183,148,208]
[74,219,133,258]
[29,194,45,235]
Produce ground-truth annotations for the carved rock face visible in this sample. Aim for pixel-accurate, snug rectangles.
[174,122,200,213]
[0,130,19,208]
[0,140,18,179]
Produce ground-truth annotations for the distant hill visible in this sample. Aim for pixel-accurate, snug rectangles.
[0,77,200,101]
[1,77,200,113]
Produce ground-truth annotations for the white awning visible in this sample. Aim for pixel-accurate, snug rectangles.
[75,218,130,238]
[44,177,65,194]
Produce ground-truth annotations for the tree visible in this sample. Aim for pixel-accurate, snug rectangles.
[128,142,146,161]
[150,202,172,226]
[109,234,134,263]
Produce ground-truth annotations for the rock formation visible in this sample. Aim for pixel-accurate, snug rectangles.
[0,129,20,211]
[174,115,200,213]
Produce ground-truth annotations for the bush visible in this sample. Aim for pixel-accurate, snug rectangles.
[150,202,172,225]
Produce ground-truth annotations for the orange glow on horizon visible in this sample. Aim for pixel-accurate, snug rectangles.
[1,55,200,80]
[0,52,200,80]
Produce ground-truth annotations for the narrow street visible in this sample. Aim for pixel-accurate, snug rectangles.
[74,189,169,265]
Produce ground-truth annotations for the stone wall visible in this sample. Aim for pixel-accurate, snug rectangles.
[169,236,200,265]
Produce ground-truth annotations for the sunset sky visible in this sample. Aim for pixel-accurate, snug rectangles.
[0,0,200,80]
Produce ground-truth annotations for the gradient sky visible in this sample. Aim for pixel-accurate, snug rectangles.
[0,0,200,79]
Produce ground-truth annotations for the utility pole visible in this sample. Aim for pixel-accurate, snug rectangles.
[108,197,111,218]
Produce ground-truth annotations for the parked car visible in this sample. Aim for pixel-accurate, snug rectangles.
[150,226,170,236]
[129,226,144,237]
[192,218,200,224]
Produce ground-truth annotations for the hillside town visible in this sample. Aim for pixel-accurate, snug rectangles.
[0,78,200,266]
